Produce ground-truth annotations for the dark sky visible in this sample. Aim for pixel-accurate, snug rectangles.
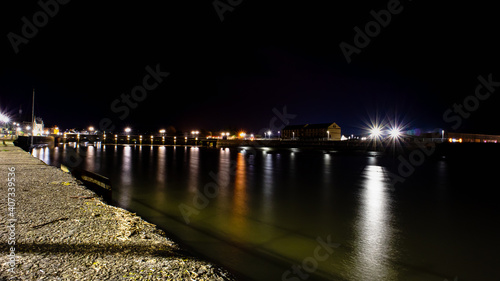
[1,1,499,135]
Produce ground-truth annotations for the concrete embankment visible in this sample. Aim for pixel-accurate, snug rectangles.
[0,142,235,280]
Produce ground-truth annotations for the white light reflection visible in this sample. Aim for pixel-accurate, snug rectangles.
[52,146,60,165]
[321,153,333,200]
[261,151,274,218]
[352,165,397,281]
[217,147,231,197]
[118,146,133,207]
[187,147,199,192]
[263,152,273,196]
[156,146,166,184]
[41,147,50,164]
[86,145,95,171]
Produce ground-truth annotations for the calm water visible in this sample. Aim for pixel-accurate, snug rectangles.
[33,143,500,281]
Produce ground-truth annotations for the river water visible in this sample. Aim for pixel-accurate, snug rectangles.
[32,143,500,281]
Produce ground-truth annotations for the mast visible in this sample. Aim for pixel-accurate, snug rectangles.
[31,88,34,153]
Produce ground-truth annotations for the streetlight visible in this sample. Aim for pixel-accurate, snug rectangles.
[88,126,94,134]
[370,126,382,139]
[0,113,9,123]
[389,127,401,139]
[191,130,199,143]
[327,131,330,140]
[267,130,272,139]
[159,129,166,136]
[124,127,131,134]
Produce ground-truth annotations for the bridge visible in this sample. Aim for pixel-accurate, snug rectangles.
[57,133,204,146]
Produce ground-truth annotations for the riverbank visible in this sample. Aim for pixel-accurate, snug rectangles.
[0,142,235,280]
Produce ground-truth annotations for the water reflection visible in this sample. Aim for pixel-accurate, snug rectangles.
[217,148,231,197]
[352,165,397,280]
[119,146,133,206]
[52,146,60,164]
[233,153,247,216]
[30,145,497,281]
[187,147,199,192]
[86,145,95,171]
[262,152,273,196]
[261,151,274,218]
[157,146,166,185]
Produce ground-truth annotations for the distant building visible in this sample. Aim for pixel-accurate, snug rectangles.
[21,117,44,136]
[49,126,60,135]
[282,123,341,141]
[420,131,500,143]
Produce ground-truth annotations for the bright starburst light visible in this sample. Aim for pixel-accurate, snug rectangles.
[388,126,401,139]
[370,126,382,138]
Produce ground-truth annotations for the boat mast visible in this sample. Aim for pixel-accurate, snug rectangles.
[31,88,34,153]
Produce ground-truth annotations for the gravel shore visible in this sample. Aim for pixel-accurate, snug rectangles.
[0,143,236,280]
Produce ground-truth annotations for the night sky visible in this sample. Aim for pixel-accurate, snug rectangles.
[1,1,499,135]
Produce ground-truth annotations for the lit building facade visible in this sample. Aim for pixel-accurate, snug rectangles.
[282,123,341,141]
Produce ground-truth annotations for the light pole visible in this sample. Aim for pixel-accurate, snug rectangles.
[125,128,131,144]
[191,130,199,144]
[267,130,271,139]
[0,113,9,136]
[327,131,329,140]
[293,131,295,140]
